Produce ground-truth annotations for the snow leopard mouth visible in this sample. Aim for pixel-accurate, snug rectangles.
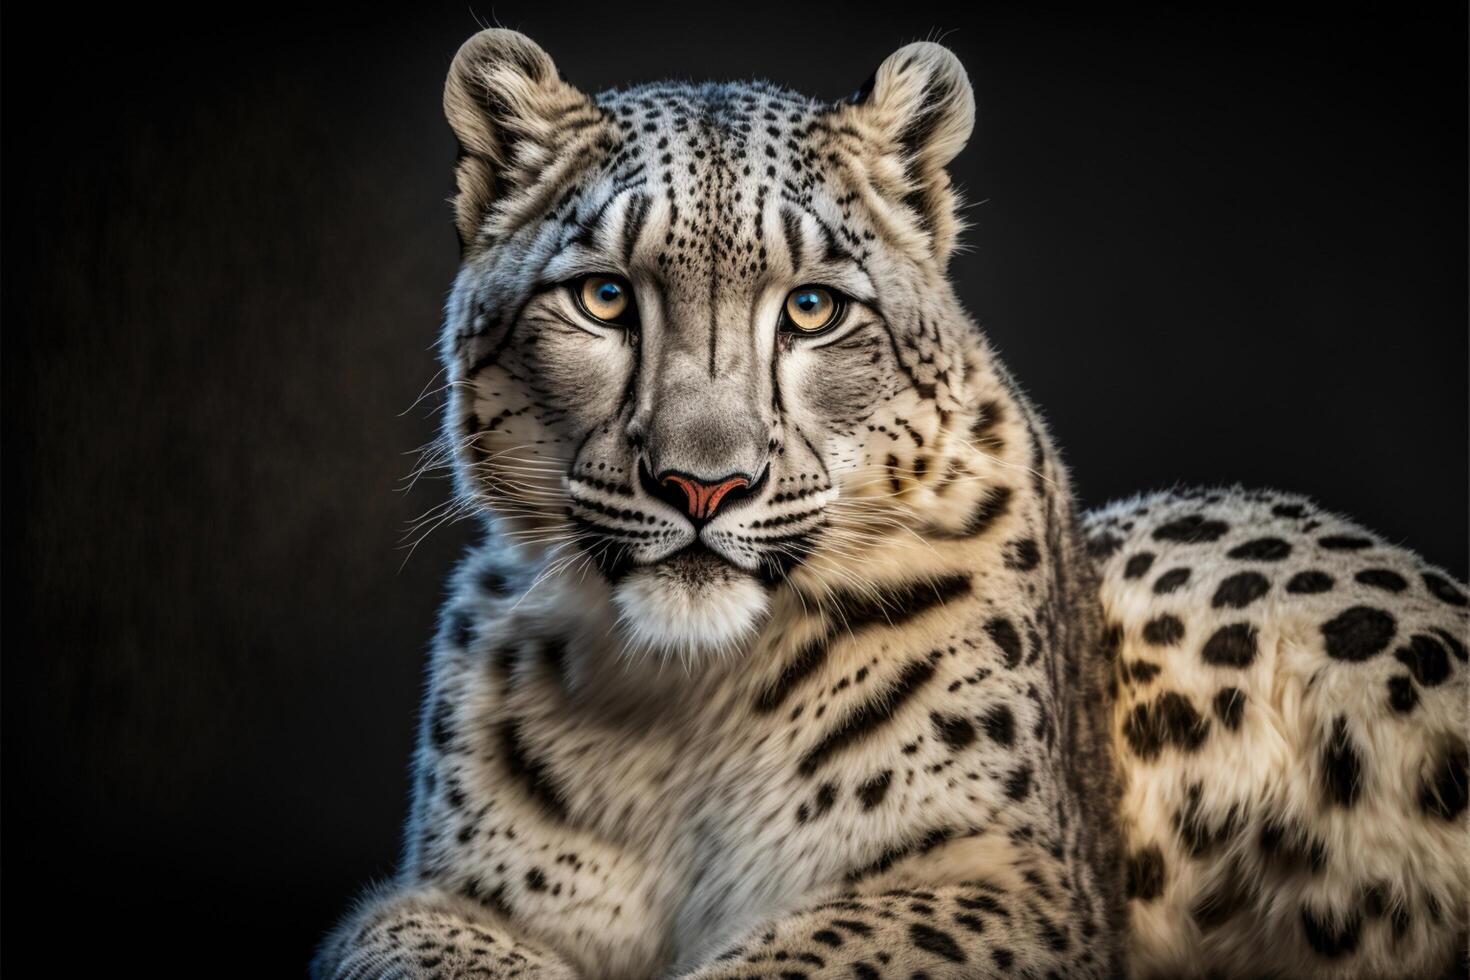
[655,542,745,583]
[569,461,820,589]
[568,518,750,584]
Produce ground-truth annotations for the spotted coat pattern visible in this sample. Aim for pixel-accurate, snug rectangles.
[1089,489,1468,979]
[314,29,1468,980]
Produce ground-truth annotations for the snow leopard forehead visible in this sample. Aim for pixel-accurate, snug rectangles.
[582,79,855,290]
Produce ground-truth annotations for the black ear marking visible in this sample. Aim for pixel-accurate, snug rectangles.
[897,73,957,163]
[896,76,958,231]
[846,41,975,262]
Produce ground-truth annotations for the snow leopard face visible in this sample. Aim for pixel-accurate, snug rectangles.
[440,31,984,655]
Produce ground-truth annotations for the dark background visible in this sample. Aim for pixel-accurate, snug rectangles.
[4,2,1465,976]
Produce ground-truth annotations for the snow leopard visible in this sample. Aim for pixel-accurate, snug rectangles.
[313,29,1467,980]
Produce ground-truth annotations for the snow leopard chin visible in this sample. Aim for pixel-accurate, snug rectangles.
[611,547,771,659]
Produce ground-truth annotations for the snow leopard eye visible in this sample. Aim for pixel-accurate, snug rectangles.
[781,286,844,334]
[575,275,637,327]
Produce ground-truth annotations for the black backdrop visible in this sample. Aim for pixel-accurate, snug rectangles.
[4,3,1465,976]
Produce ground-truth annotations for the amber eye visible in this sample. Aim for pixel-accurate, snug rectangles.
[782,286,842,333]
[575,275,635,325]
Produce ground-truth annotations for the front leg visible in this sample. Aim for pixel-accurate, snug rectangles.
[312,882,579,980]
[682,882,1099,980]
[682,830,1118,980]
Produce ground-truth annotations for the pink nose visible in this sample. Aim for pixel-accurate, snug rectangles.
[659,472,751,521]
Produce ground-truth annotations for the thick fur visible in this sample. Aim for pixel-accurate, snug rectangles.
[1088,489,1468,979]
[315,29,1468,980]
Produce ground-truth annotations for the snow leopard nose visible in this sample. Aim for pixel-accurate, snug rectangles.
[649,469,754,523]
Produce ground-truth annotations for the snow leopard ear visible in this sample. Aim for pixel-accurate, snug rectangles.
[444,29,591,247]
[845,42,976,263]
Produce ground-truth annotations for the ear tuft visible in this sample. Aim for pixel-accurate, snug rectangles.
[846,41,976,262]
[443,30,585,246]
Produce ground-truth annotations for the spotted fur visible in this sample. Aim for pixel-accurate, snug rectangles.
[314,29,1467,980]
[1090,488,1468,979]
